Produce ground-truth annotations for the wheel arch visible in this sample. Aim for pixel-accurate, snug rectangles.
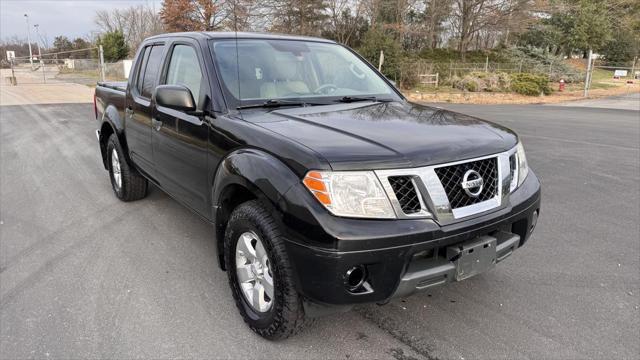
[98,121,115,169]
[211,148,302,270]
[98,105,131,170]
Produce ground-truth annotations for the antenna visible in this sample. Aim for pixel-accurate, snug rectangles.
[233,0,242,116]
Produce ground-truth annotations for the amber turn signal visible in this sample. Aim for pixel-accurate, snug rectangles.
[303,171,331,206]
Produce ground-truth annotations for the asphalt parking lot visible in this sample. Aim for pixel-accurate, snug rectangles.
[1,95,638,359]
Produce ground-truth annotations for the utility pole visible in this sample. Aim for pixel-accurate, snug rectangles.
[33,24,45,83]
[24,14,34,70]
[33,24,42,61]
[583,49,593,98]
[99,45,106,82]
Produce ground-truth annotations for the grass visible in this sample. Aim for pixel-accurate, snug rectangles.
[407,59,634,94]
[589,82,618,90]
[404,59,639,104]
[587,67,636,89]
[56,67,126,84]
[590,68,616,83]
[57,68,100,76]
[409,84,449,93]
[404,83,639,105]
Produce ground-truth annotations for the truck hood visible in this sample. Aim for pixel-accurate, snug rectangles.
[245,101,518,170]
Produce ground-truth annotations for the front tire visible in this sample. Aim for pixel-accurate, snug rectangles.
[224,200,307,339]
[106,134,147,201]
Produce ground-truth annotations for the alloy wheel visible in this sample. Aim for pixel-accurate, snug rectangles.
[235,231,274,313]
[111,148,122,189]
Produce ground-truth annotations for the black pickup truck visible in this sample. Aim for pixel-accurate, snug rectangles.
[94,32,541,339]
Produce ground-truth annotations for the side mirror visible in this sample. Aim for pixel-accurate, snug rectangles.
[154,85,196,112]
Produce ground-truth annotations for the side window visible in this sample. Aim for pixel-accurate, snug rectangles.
[165,45,203,106]
[135,46,151,95]
[141,45,165,99]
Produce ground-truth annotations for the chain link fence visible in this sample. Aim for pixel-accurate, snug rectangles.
[4,47,98,85]
[104,61,131,82]
[3,47,131,86]
[397,59,585,91]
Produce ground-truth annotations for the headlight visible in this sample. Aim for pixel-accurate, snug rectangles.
[509,141,529,192]
[303,171,395,218]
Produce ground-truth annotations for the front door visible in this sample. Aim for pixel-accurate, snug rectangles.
[152,41,209,216]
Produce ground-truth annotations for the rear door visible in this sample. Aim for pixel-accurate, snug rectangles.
[125,43,165,178]
[152,39,210,216]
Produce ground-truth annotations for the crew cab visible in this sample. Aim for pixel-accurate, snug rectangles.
[94,32,541,339]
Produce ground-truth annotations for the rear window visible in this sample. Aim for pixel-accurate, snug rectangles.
[140,45,165,99]
[135,46,151,95]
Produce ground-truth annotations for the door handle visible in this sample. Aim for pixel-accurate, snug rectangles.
[151,118,163,131]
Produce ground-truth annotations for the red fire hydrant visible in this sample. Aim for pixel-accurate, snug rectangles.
[559,79,565,92]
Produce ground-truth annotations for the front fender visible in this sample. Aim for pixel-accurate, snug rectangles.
[212,148,302,209]
[211,148,303,269]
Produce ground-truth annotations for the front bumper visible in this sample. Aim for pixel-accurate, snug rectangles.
[392,230,522,299]
[277,170,541,307]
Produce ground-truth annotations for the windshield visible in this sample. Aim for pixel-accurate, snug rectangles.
[211,39,400,107]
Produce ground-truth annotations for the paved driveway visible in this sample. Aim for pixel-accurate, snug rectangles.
[551,92,640,111]
[1,95,638,359]
[0,69,94,106]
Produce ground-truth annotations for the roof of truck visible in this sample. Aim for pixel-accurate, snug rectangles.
[146,32,336,43]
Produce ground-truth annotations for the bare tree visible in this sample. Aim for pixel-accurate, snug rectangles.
[324,0,368,46]
[0,36,37,60]
[159,0,232,32]
[226,0,263,31]
[450,0,526,58]
[95,4,165,56]
[401,0,446,51]
[367,0,411,36]
[424,0,453,49]
[260,0,329,36]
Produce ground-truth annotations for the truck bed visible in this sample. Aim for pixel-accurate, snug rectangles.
[97,81,127,92]
[95,81,127,125]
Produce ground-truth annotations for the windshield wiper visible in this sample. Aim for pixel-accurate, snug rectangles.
[335,96,393,103]
[237,99,322,110]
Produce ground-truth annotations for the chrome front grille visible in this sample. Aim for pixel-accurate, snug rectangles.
[434,157,498,209]
[376,150,513,224]
[388,176,421,214]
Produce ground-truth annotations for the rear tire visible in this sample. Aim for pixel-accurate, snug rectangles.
[106,134,147,201]
[224,200,307,339]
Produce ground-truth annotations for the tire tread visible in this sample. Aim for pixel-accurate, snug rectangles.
[107,134,147,201]
[224,200,308,339]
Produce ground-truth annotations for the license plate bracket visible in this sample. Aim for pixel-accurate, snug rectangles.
[447,235,497,281]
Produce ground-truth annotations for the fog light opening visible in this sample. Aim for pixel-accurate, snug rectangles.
[345,265,367,292]
[530,210,539,234]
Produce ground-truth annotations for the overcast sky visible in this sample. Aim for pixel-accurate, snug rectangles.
[1,0,162,44]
